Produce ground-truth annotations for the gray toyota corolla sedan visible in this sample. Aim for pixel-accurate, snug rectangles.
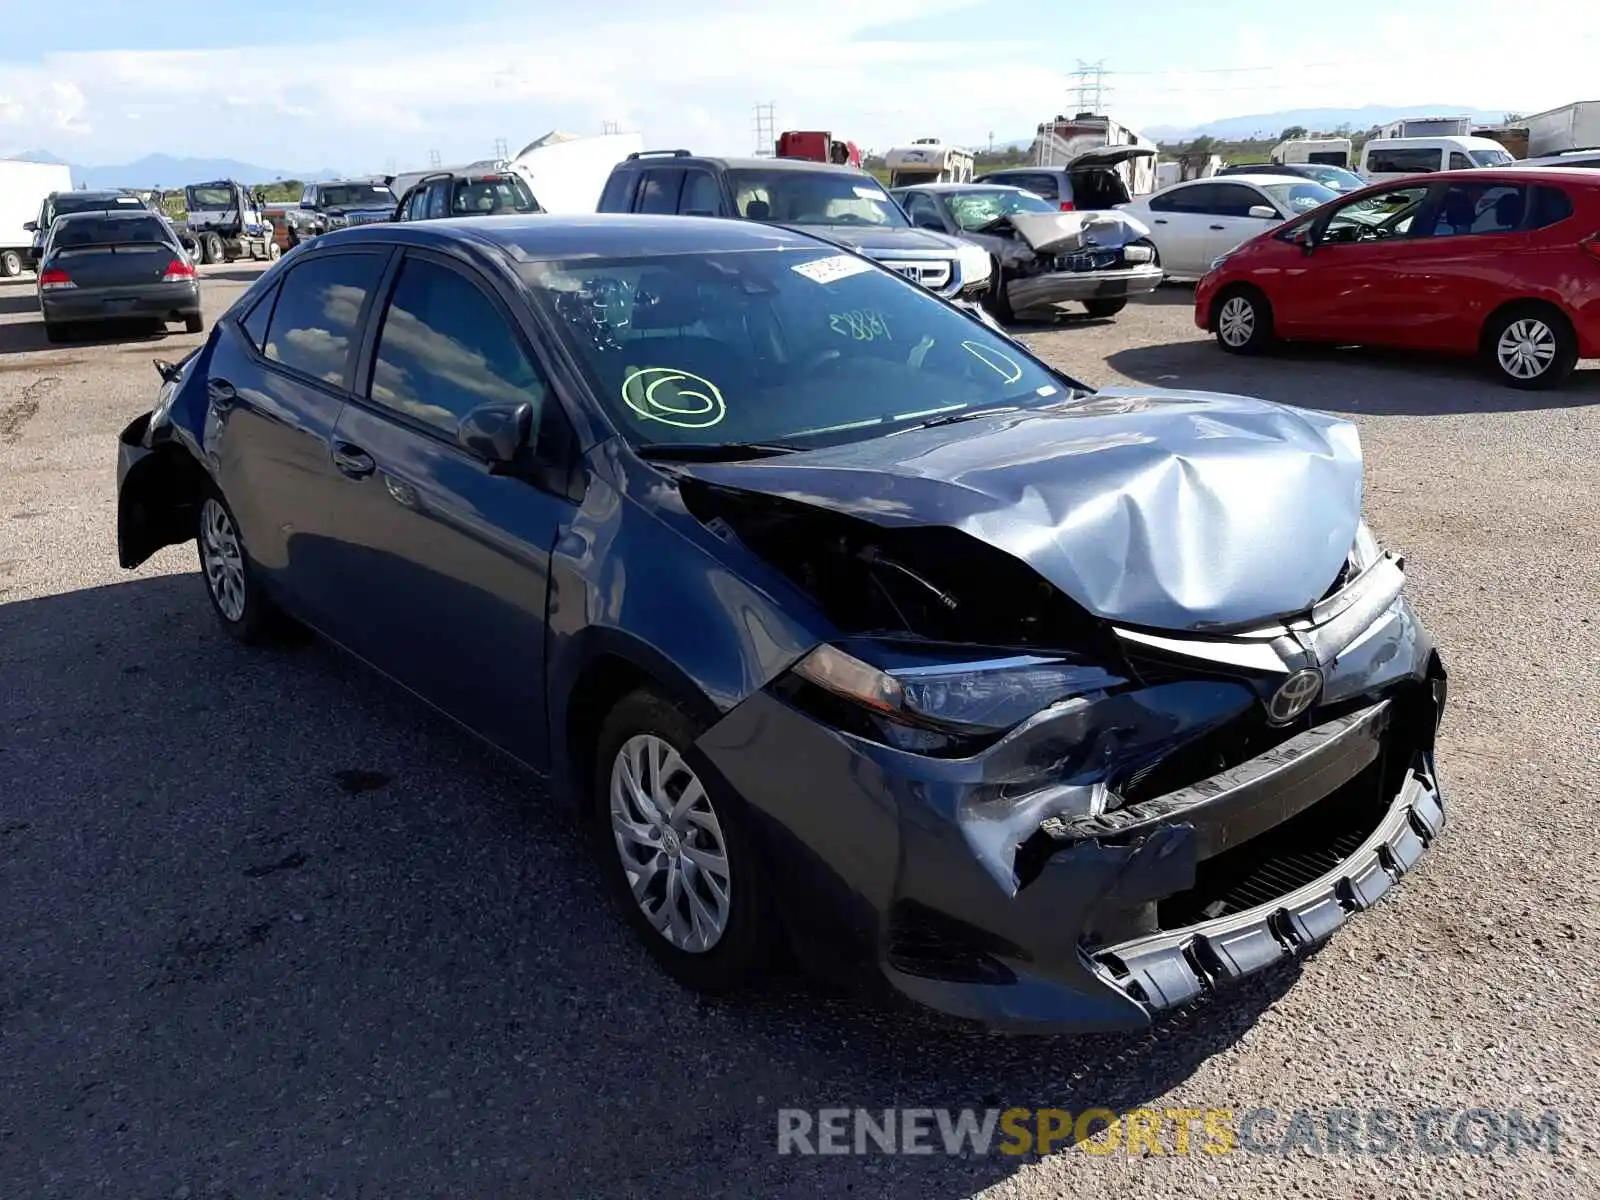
[114,214,1447,1033]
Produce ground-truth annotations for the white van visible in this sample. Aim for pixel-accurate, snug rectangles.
[1359,135,1516,182]
[1271,137,1353,168]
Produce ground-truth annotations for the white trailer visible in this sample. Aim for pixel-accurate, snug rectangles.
[509,130,645,213]
[884,140,976,187]
[1031,113,1158,195]
[1524,101,1600,157]
[1270,137,1353,168]
[0,159,74,276]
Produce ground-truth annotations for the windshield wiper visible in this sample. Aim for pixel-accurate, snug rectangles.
[636,441,800,462]
[891,405,1025,434]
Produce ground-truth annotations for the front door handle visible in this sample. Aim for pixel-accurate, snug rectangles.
[207,378,236,409]
[1153,218,1168,224]
[1209,224,1226,230]
[331,442,376,478]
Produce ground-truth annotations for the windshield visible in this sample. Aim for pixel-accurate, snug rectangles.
[53,215,170,248]
[1295,164,1364,191]
[523,248,1074,452]
[185,186,234,210]
[50,194,142,222]
[726,169,908,228]
[1469,148,1515,167]
[1259,180,1340,213]
[943,188,1055,231]
[451,175,540,215]
[321,183,394,207]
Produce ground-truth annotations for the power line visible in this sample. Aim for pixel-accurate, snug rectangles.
[1070,59,1109,111]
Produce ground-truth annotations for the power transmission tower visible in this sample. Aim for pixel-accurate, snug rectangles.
[987,130,994,153]
[1070,59,1109,112]
[601,120,620,135]
[752,102,777,157]
[428,149,441,168]
[493,137,509,160]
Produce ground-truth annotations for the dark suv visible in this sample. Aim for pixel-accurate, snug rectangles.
[975,147,1154,212]
[596,150,988,300]
[392,169,543,223]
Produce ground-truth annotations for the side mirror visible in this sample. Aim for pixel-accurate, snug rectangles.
[1248,205,1278,220]
[22,221,36,233]
[153,358,182,383]
[1291,226,1315,251]
[458,401,533,469]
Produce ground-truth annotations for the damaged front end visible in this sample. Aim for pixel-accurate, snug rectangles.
[983,209,1163,313]
[680,472,1447,1033]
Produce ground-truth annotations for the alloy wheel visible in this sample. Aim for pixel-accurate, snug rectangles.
[608,733,732,954]
[199,497,247,623]
[1495,318,1556,380]
[1218,295,1256,346]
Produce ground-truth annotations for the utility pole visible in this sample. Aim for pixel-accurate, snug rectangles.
[752,102,777,157]
[987,130,994,154]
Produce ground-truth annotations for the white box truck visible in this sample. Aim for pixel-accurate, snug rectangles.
[0,159,74,277]
[1524,101,1600,157]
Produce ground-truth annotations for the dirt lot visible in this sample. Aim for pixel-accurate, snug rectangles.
[2,267,1597,1198]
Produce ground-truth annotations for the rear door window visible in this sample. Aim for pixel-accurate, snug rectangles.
[1526,185,1574,228]
[263,252,387,386]
[678,171,725,216]
[238,281,279,351]
[598,171,636,212]
[1013,173,1060,200]
[425,181,450,220]
[637,169,686,214]
[1425,183,1528,237]
[1366,146,1442,175]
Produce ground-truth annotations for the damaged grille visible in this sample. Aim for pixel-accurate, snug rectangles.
[1054,250,1120,273]
[345,212,390,226]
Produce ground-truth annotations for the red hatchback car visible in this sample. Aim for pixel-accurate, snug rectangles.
[1195,167,1600,388]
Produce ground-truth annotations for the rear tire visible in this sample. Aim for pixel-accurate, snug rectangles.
[196,488,281,644]
[1083,298,1128,319]
[185,313,204,334]
[201,234,224,265]
[0,250,20,278]
[1482,303,1578,390]
[590,687,778,994]
[1213,286,1275,355]
[43,320,68,344]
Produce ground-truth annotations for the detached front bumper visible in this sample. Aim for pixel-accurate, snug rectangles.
[1009,263,1164,312]
[696,595,1447,1034]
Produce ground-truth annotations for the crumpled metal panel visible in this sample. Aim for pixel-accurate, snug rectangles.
[1006,209,1151,254]
[676,387,1365,632]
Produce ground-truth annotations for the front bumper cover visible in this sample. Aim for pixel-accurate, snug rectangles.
[1008,263,1164,311]
[695,592,1446,1034]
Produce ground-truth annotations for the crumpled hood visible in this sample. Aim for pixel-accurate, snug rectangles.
[675,388,1365,632]
[790,224,964,256]
[1007,209,1150,253]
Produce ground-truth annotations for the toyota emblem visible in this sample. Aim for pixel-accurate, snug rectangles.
[1266,668,1323,724]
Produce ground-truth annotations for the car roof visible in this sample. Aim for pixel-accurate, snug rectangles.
[978,165,1068,175]
[894,182,1029,193]
[52,208,161,222]
[324,212,836,258]
[53,189,134,200]
[623,154,868,175]
[1167,174,1286,188]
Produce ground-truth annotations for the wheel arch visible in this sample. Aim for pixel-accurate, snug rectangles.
[118,439,212,569]
[1209,279,1271,330]
[1477,296,1576,355]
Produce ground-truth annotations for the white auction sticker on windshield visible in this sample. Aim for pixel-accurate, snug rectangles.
[792,254,875,285]
[852,186,885,200]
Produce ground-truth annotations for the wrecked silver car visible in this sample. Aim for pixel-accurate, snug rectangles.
[894,182,1162,321]
[115,215,1446,1034]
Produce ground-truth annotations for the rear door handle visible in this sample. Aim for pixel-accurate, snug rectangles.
[1153,218,1168,224]
[331,442,376,478]
[207,378,236,409]
[1209,224,1226,230]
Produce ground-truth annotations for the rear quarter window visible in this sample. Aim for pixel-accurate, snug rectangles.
[262,252,387,386]
[598,171,636,212]
[1527,185,1575,230]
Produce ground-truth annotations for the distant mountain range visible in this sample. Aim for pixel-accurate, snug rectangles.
[1140,105,1515,143]
[6,149,341,188]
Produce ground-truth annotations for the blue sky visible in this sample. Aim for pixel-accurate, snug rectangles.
[1,0,1593,173]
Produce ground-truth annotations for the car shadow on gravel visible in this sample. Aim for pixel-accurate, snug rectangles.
[198,266,273,284]
[1107,339,1600,414]
[0,318,173,356]
[0,573,1300,1198]
[0,290,40,316]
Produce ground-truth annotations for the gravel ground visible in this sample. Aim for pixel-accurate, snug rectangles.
[1,268,1596,1199]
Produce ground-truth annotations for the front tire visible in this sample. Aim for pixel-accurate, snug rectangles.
[196,490,279,643]
[0,250,20,278]
[1213,287,1275,355]
[982,257,1014,325]
[591,688,777,993]
[1483,304,1577,390]
[1083,297,1128,319]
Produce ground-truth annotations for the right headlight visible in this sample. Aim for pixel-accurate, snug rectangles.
[1350,519,1382,572]
[790,643,1123,736]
